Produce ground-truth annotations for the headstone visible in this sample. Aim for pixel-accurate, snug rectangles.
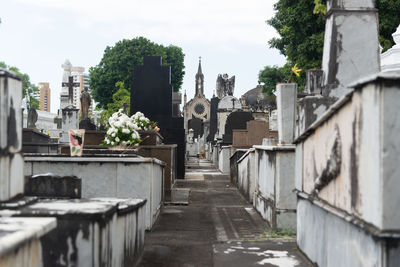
[131,56,186,178]
[321,0,380,98]
[381,24,400,72]
[60,106,79,143]
[222,111,254,144]
[25,174,81,198]
[276,83,297,145]
[206,96,219,142]
[131,56,172,125]
[188,117,203,139]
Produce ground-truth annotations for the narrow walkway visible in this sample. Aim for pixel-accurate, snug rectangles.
[139,159,311,267]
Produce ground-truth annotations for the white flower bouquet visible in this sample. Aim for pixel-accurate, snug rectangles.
[103,109,158,147]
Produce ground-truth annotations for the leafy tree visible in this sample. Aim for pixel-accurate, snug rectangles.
[89,37,185,108]
[260,0,400,93]
[97,81,131,126]
[0,61,40,109]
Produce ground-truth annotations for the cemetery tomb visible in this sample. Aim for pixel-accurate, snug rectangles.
[295,1,400,266]
[131,56,186,179]
[222,111,254,144]
[253,84,297,230]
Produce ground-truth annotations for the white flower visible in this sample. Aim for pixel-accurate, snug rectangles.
[122,141,128,145]
[115,137,120,142]
[111,141,115,145]
[105,138,110,144]
[114,121,122,128]
[111,132,116,137]
[122,128,130,134]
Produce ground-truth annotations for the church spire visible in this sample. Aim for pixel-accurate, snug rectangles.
[197,56,203,75]
[195,56,204,96]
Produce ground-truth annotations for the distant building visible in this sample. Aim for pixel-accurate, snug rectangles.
[71,66,90,110]
[183,58,211,135]
[38,82,51,112]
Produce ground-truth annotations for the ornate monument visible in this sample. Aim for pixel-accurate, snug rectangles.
[80,87,91,120]
[216,74,235,99]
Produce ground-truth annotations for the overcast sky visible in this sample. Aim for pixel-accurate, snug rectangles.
[1,0,285,113]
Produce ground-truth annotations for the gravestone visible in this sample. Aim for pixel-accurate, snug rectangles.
[25,174,81,199]
[188,117,203,139]
[222,111,254,144]
[207,96,219,142]
[217,95,242,138]
[131,56,186,178]
[60,105,79,143]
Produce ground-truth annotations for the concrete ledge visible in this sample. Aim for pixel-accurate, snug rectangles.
[24,156,166,166]
[253,145,295,151]
[297,191,400,238]
[297,198,400,266]
[0,217,56,258]
[237,148,255,164]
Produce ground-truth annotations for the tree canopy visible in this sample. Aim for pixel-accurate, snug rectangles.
[89,37,185,108]
[259,0,400,95]
[0,61,40,109]
[97,81,130,127]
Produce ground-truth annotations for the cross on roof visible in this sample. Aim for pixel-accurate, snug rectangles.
[62,76,80,103]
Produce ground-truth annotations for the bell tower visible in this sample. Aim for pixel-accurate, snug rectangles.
[195,57,204,96]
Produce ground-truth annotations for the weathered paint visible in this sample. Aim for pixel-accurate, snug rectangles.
[0,70,24,201]
[253,146,296,230]
[0,217,56,267]
[237,149,255,203]
[297,77,400,266]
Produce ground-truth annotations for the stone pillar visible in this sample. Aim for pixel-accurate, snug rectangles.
[322,0,380,97]
[276,83,297,145]
[0,68,24,201]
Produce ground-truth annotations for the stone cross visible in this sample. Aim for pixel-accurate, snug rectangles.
[62,76,80,104]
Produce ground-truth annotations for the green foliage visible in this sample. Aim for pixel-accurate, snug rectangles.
[259,63,305,95]
[260,0,400,91]
[0,61,40,109]
[89,37,185,108]
[98,81,130,126]
[377,0,400,52]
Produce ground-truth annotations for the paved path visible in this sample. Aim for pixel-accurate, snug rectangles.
[139,159,312,267]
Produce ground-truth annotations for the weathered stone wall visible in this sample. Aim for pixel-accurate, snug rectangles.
[24,157,164,230]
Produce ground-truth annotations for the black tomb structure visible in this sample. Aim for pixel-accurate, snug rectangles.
[131,56,186,179]
[222,111,254,144]
[188,117,204,139]
[206,96,220,142]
